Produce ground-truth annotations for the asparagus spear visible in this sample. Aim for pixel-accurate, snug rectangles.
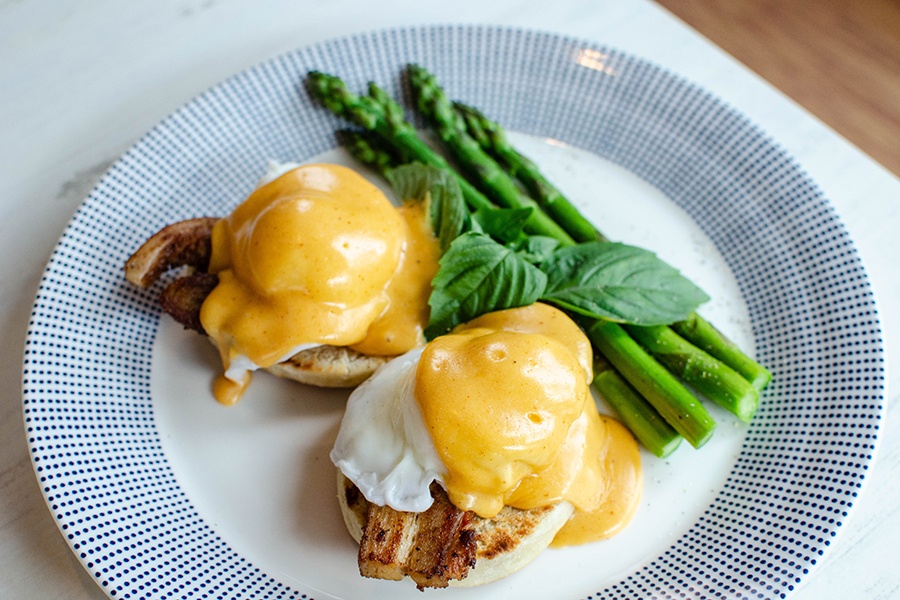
[307,71,494,215]
[455,102,604,244]
[671,313,772,392]
[406,64,575,246]
[624,324,759,422]
[593,355,682,458]
[336,129,400,178]
[587,320,716,448]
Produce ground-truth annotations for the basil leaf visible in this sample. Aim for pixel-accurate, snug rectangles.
[387,163,468,252]
[473,206,532,244]
[426,232,548,339]
[541,242,709,325]
[515,235,561,265]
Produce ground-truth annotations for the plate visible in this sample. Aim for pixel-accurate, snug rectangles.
[22,25,885,600]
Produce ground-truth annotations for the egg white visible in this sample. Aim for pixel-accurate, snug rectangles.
[330,346,446,513]
[222,342,321,383]
[257,160,303,186]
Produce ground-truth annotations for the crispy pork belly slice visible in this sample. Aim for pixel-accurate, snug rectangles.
[124,217,218,288]
[357,498,420,582]
[338,471,574,589]
[357,483,477,589]
[158,271,219,334]
[406,488,479,588]
[125,217,219,332]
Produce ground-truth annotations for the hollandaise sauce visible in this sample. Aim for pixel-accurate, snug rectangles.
[349,200,439,357]
[414,302,643,546]
[200,163,438,405]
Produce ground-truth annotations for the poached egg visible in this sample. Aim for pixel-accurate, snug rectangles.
[332,302,643,546]
[199,162,439,405]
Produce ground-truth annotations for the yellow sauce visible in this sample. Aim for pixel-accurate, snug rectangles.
[550,416,643,546]
[200,163,438,403]
[414,302,642,545]
[349,201,439,356]
[458,302,594,381]
[212,370,250,407]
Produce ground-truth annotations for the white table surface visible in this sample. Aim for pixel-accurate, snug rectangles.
[2,1,897,599]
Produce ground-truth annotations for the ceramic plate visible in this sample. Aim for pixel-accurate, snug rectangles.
[22,26,885,600]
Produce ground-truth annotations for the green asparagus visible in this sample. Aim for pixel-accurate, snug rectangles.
[336,129,400,178]
[587,320,716,448]
[455,102,605,244]
[406,64,576,245]
[592,356,682,458]
[671,313,772,392]
[624,324,760,422]
[307,71,494,215]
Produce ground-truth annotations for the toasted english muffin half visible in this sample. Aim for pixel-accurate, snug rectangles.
[337,470,573,588]
[267,346,391,388]
[124,218,395,388]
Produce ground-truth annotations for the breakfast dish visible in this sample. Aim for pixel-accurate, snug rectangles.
[124,162,439,402]
[332,303,642,588]
[22,26,884,600]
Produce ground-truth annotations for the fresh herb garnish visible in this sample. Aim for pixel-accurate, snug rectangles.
[541,242,710,326]
[424,231,547,339]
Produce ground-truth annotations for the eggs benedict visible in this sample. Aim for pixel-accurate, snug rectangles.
[124,162,440,404]
[331,302,643,588]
